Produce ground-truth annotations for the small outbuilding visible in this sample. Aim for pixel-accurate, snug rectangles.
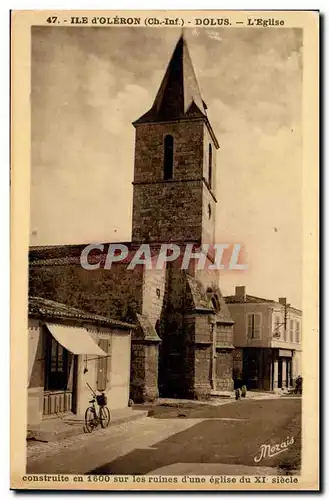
[28,297,134,429]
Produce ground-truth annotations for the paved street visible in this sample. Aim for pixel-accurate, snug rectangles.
[27,398,301,476]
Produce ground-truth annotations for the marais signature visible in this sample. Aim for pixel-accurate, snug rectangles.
[254,436,295,463]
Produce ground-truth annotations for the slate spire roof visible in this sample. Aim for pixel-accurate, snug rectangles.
[134,35,209,124]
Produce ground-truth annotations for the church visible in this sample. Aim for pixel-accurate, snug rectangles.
[29,35,235,405]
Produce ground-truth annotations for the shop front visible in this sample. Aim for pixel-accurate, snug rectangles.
[28,297,133,429]
[272,348,294,391]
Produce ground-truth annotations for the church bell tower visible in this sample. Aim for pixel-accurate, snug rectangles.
[131,35,219,246]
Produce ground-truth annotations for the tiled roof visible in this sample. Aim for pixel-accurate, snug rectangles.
[29,242,210,267]
[224,294,276,304]
[29,296,135,330]
[224,294,302,313]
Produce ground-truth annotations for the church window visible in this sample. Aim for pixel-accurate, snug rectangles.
[164,135,174,180]
[208,143,213,188]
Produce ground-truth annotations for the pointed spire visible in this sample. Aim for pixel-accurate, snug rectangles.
[134,35,208,124]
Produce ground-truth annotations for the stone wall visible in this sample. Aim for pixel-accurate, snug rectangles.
[29,261,144,322]
[202,183,216,246]
[216,350,234,391]
[130,341,159,402]
[194,345,212,397]
[142,268,166,329]
[216,324,234,348]
[144,343,160,400]
[157,263,186,397]
[194,257,220,293]
[132,180,203,243]
[133,121,204,184]
[202,124,218,198]
[132,120,209,244]
[194,314,212,344]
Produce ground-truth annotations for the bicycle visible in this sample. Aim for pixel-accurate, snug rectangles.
[84,382,111,433]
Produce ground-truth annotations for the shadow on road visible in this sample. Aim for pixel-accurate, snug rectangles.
[89,400,301,475]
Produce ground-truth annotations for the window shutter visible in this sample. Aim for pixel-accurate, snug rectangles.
[97,339,109,392]
[247,314,253,338]
[290,320,294,342]
[254,313,261,339]
[296,322,300,343]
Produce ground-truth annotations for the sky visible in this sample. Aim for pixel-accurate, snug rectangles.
[31,26,303,307]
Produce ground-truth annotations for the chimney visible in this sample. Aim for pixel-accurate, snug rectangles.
[279,297,287,306]
[235,286,246,302]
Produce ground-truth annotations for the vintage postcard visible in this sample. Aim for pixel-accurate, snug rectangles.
[11,10,319,491]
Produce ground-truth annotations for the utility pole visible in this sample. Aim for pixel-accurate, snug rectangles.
[272,298,291,338]
[284,302,288,334]
[283,300,291,339]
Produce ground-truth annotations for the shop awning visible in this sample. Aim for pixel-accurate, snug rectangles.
[46,323,108,356]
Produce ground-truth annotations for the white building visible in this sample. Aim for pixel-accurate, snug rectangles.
[28,297,133,430]
[225,286,302,391]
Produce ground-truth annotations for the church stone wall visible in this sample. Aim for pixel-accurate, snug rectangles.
[29,262,144,321]
[216,351,234,391]
[142,268,166,329]
[194,260,220,292]
[130,343,160,403]
[133,121,204,184]
[202,125,218,196]
[132,120,207,244]
[216,324,234,348]
[194,314,212,344]
[132,181,203,243]
[202,184,216,246]
[194,345,212,397]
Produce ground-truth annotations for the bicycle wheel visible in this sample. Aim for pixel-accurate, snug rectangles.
[100,406,110,428]
[85,407,97,432]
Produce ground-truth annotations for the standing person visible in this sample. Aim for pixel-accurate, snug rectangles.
[233,369,243,400]
[241,385,247,398]
[295,375,302,394]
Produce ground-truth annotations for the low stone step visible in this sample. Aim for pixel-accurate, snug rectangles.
[27,408,148,444]
[210,391,233,399]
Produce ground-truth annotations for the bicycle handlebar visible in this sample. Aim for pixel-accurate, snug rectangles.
[85,381,105,396]
[85,381,96,396]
